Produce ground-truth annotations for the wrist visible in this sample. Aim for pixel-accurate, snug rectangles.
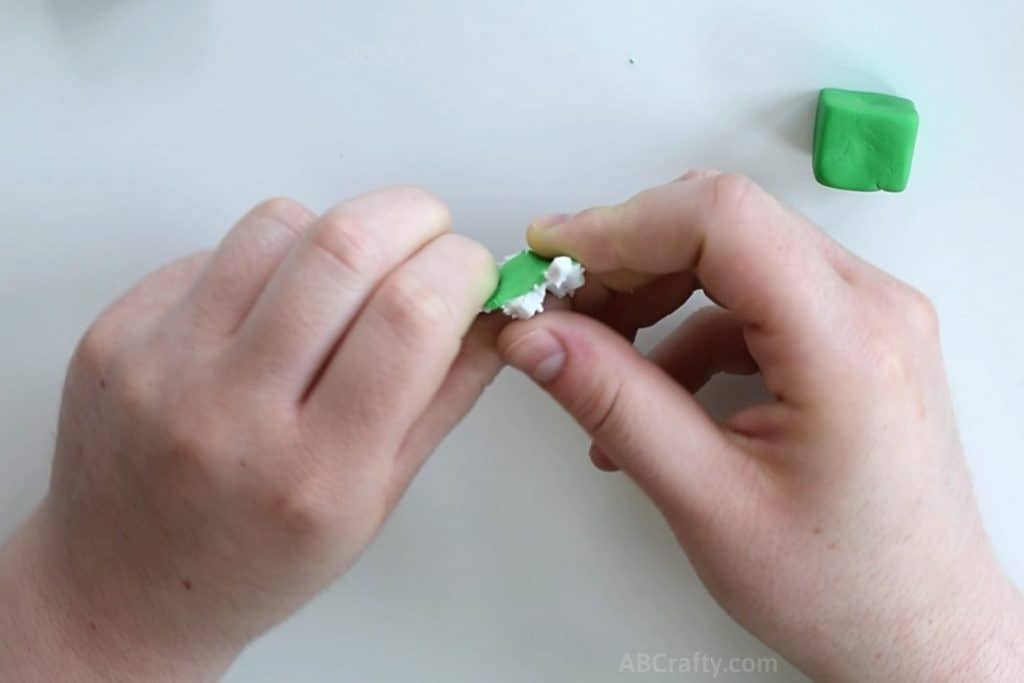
[829,571,1024,683]
[946,580,1024,682]
[0,502,234,682]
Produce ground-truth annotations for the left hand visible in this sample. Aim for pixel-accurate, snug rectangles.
[0,187,500,682]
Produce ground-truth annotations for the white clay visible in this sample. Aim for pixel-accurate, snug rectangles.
[544,256,586,298]
[501,284,547,319]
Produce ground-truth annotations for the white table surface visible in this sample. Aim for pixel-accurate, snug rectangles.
[2,1,1022,680]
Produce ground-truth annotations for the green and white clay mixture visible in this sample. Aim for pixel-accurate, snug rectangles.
[483,250,585,319]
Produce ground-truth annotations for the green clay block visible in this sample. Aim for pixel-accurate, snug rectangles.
[813,88,919,192]
[483,250,551,312]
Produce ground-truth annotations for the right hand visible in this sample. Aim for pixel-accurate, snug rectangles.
[498,171,1024,682]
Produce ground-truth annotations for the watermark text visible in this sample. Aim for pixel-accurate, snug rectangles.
[619,651,779,677]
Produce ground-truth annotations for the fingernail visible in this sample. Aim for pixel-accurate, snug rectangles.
[529,213,571,231]
[504,329,566,383]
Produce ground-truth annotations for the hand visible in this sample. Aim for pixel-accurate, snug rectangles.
[0,188,499,681]
[498,171,1024,682]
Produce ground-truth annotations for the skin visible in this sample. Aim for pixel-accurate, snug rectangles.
[0,174,1021,681]
[499,171,1024,681]
[0,188,502,681]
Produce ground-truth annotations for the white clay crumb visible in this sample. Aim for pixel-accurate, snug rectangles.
[544,256,586,297]
[501,257,586,320]
[501,284,547,319]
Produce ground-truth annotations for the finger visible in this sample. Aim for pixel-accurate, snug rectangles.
[590,268,654,293]
[597,271,699,338]
[588,444,620,472]
[568,279,613,316]
[186,198,315,335]
[388,313,506,500]
[529,170,710,286]
[306,233,497,455]
[650,307,758,394]
[584,306,757,475]
[231,187,452,397]
[498,311,746,515]
[526,174,853,404]
[528,173,844,327]
[570,271,697,339]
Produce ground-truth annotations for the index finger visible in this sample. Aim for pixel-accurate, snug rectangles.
[526,173,859,404]
[527,173,851,338]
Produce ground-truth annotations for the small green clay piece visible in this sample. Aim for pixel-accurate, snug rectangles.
[483,250,551,312]
[813,88,919,192]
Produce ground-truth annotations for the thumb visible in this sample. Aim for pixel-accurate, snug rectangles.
[497,311,743,514]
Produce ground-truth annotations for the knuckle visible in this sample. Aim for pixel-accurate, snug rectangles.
[864,335,911,384]
[162,392,227,472]
[114,364,154,415]
[176,249,213,274]
[572,205,623,268]
[110,338,170,410]
[73,323,114,375]
[445,233,495,276]
[574,205,618,238]
[272,479,337,539]
[868,278,940,342]
[310,210,382,278]
[377,270,452,337]
[574,205,605,226]
[250,197,312,232]
[897,286,940,338]
[705,172,766,228]
[388,185,451,224]
[165,397,209,457]
[851,308,916,384]
[572,377,627,441]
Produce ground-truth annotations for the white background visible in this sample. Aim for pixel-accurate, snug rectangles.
[2,1,1022,681]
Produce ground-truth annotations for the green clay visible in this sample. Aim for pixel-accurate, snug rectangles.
[483,250,551,312]
[813,88,919,192]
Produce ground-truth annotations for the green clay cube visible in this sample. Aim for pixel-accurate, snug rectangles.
[813,88,919,192]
